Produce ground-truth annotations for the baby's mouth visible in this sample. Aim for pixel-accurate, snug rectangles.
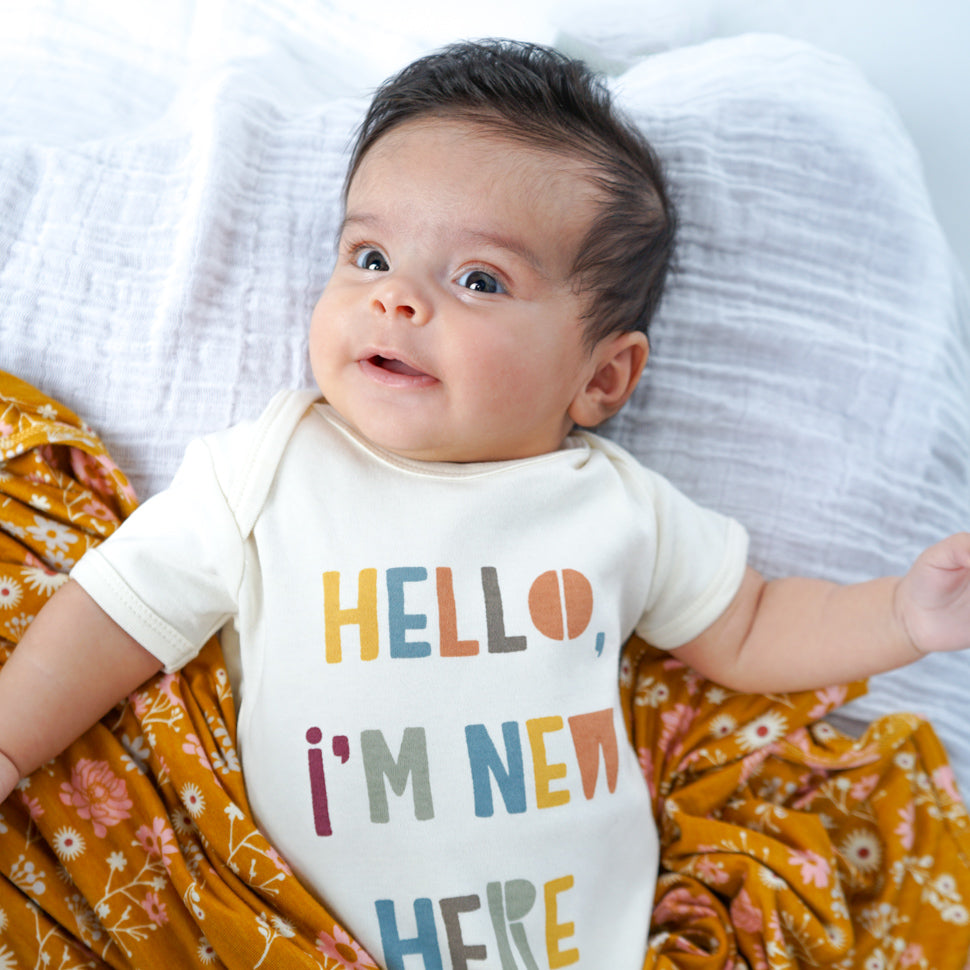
[361,353,437,386]
[370,355,426,378]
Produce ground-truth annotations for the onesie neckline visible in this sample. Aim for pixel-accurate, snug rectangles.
[313,402,591,480]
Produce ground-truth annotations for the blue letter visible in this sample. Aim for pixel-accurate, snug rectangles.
[388,567,431,658]
[465,722,527,817]
[376,898,443,970]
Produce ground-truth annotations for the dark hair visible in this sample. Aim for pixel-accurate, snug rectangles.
[346,39,676,347]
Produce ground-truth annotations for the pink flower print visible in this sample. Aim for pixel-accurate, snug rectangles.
[895,804,916,851]
[786,728,813,755]
[158,673,186,711]
[135,816,178,867]
[18,791,44,821]
[59,759,132,837]
[316,925,378,969]
[140,890,169,926]
[682,668,703,695]
[79,497,115,522]
[659,703,695,756]
[788,848,831,889]
[933,765,961,802]
[731,887,763,934]
[266,847,292,875]
[653,886,713,925]
[94,453,137,505]
[749,942,769,970]
[694,855,730,886]
[807,685,848,721]
[637,747,657,801]
[849,773,880,803]
[129,689,151,718]
[900,943,925,968]
[182,733,210,768]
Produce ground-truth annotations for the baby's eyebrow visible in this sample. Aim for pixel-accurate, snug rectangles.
[337,212,379,242]
[463,229,547,276]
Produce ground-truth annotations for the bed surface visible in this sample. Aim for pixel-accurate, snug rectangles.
[1,0,968,790]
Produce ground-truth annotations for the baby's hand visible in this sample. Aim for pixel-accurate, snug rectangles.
[896,533,970,655]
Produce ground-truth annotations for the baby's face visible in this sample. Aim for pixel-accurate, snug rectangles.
[309,119,603,463]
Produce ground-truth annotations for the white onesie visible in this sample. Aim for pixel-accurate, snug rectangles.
[72,390,748,970]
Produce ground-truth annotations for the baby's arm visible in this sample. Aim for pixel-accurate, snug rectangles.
[672,533,970,693]
[0,579,161,803]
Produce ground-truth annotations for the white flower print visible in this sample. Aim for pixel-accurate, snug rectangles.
[52,827,86,861]
[709,713,737,739]
[839,829,883,873]
[0,577,22,610]
[181,783,205,818]
[10,856,46,895]
[171,807,196,836]
[812,721,838,742]
[107,851,127,872]
[44,548,79,571]
[119,733,151,774]
[20,565,68,596]
[271,915,296,938]
[825,924,848,950]
[737,711,788,751]
[224,803,245,822]
[705,686,728,705]
[941,903,970,925]
[198,937,217,964]
[0,943,17,970]
[25,516,77,555]
[864,951,886,970]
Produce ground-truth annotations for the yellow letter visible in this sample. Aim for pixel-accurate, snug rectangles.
[526,716,569,809]
[323,569,379,663]
[545,875,579,967]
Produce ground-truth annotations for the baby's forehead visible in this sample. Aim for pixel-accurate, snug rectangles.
[347,117,602,228]
[349,114,601,197]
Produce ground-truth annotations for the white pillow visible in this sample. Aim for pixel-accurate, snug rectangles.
[601,35,970,771]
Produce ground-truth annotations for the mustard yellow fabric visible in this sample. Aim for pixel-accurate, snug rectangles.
[1,371,968,969]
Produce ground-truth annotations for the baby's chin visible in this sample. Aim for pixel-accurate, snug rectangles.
[344,419,518,464]
[339,416,470,463]
[320,393,567,463]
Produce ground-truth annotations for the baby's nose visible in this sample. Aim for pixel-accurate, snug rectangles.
[371,278,431,325]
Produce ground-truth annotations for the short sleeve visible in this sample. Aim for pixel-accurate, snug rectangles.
[70,431,248,673]
[633,467,749,650]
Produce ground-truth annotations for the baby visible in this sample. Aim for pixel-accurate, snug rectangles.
[1,39,969,970]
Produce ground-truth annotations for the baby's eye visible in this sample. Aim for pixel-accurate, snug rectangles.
[354,248,389,272]
[457,269,505,294]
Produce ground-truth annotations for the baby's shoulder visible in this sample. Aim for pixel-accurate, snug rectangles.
[202,388,322,532]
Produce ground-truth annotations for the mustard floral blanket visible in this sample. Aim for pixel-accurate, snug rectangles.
[1,371,968,969]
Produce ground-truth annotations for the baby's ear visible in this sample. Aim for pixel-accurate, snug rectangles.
[569,331,649,428]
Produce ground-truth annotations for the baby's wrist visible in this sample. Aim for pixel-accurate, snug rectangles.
[890,576,926,658]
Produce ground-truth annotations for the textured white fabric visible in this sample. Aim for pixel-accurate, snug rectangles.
[600,38,970,761]
[2,7,969,787]
[71,392,746,969]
